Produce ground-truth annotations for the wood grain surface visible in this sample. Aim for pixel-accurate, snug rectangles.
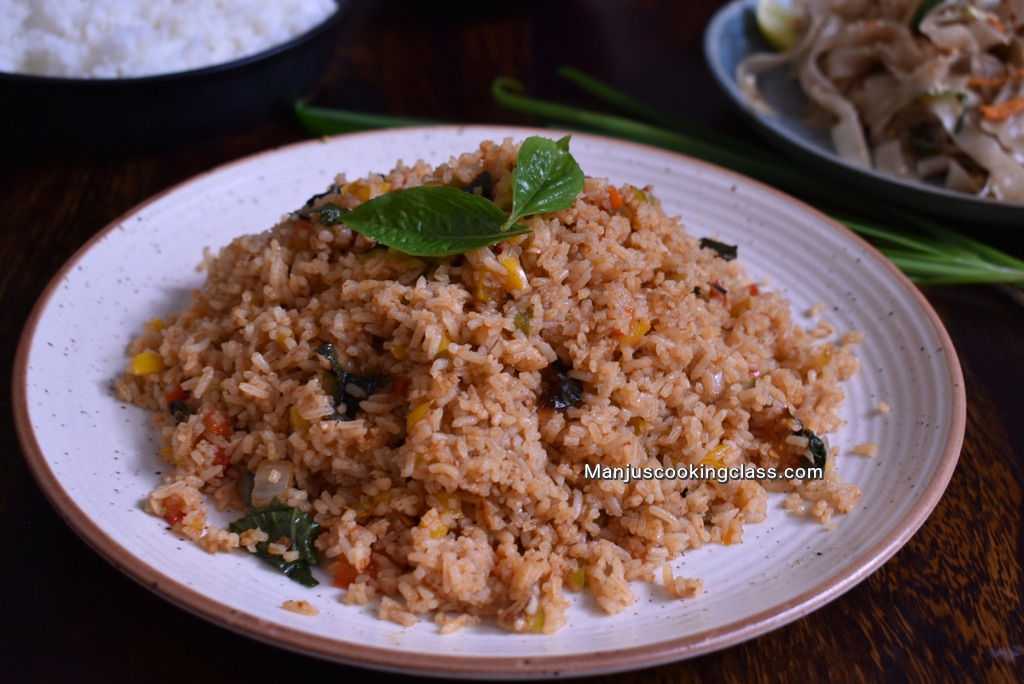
[3,1,1022,681]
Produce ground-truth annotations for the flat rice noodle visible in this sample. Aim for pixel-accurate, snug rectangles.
[872,138,913,177]
[981,114,1024,160]
[867,54,959,140]
[980,79,1024,157]
[943,157,986,193]
[736,50,801,117]
[929,98,1024,198]
[949,123,1024,200]
[798,16,871,166]
[734,7,834,118]
[820,45,880,82]
[970,52,1007,81]
[853,73,907,139]
[915,154,949,179]
[921,5,1010,52]
[825,18,923,72]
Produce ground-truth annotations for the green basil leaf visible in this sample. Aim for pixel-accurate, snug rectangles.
[543,360,584,410]
[342,185,529,256]
[699,237,738,261]
[795,428,828,476]
[314,201,347,225]
[228,498,322,587]
[329,136,581,256]
[504,135,584,230]
[314,342,379,421]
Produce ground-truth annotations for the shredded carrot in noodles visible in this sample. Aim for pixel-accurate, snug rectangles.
[968,69,1024,88]
[979,97,1024,121]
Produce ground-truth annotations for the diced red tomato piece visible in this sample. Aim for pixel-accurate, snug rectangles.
[213,449,230,470]
[165,387,188,404]
[332,556,378,588]
[203,410,231,437]
[163,500,186,527]
[391,377,410,397]
[332,557,359,589]
[608,186,624,211]
[711,281,728,304]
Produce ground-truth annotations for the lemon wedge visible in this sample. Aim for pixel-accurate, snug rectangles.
[755,0,805,51]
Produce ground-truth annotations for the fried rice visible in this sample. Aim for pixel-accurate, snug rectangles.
[115,137,862,634]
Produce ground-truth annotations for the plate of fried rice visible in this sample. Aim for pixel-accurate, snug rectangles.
[14,125,964,677]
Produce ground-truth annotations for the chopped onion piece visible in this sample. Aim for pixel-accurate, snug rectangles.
[252,461,295,507]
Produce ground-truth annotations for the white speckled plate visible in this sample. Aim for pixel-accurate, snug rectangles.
[14,126,964,678]
[705,0,1024,226]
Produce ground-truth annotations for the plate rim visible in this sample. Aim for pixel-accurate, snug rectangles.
[703,0,1024,225]
[12,124,966,678]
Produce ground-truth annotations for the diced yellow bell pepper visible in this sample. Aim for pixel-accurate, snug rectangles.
[436,331,451,358]
[475,270,501,305]
[622,318,651,345]
[131,351,164,376]
[342,180,373,202]
[407,400,434,432]
[701,443,728,470]
[500,256,528,290]
[436,491,464,518]
[627,416,651,435]
[289,406,311,430]
[814,346,834,372]
[275,330,294,350]
[526,608,546,633]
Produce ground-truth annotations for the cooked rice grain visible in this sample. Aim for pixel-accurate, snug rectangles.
[282,599,319,616]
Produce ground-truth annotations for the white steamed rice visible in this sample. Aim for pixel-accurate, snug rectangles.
[0,0,337,78]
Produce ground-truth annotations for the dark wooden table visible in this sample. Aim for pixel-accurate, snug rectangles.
[4,1,1022,681]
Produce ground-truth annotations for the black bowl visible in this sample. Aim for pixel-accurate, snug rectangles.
[0,0,349,153]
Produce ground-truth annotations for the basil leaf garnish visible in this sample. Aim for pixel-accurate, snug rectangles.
[337,136,583,256]
[314,202,347,225]
[699,237,738,261]
[314,342,379,421]
[342,185,527,256]
[501,135,585,231]
[543,360,584,410]
[228,498,322,587]
[795,428,828,475]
